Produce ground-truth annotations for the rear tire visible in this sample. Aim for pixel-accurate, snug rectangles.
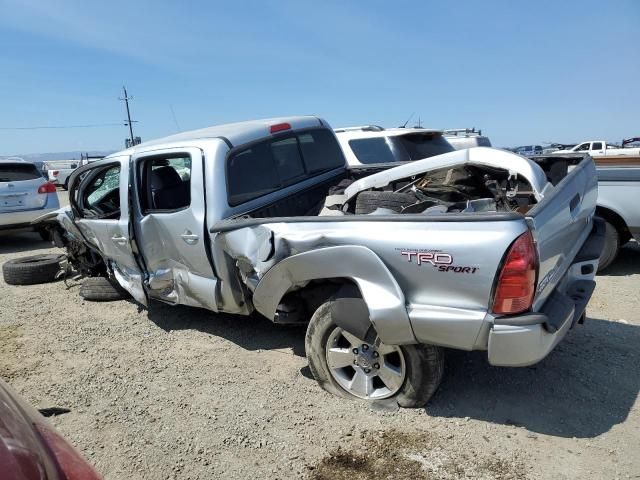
[354,191,416,215]
[2,254,64,285]
[63,178,69,190]
[79,276,130,302]
[598,220,620,272]
[305,300,444,407]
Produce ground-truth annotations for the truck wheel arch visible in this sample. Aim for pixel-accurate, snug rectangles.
[252,245,416,345]
[595,206,630,244]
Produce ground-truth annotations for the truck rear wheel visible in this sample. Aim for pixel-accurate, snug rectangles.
[598,220,620,272]
[305,300,444,407]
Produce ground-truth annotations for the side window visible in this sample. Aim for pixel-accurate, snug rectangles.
[577,143,590,151]
[591,142,602,150]
[140,156,191,213]
[80,165,121,219]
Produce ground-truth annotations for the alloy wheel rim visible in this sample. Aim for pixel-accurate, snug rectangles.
[325,327,406,400]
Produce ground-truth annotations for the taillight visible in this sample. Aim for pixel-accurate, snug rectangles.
[34,424,102,480]
[52,170,60,176]
[270,122,291,134]
[38,182,57,194]
[492,231,538,315]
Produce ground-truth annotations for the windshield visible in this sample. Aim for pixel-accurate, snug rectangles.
[348,133,453,164]
[0,163,42,182]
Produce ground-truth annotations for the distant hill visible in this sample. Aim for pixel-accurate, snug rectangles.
[1,151,114,162]
[0,151,114,169]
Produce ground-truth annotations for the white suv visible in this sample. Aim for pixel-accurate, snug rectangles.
[334,126,454,166]
[0,159,60,235]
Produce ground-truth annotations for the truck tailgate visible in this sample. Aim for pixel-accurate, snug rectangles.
[526,156,598,311]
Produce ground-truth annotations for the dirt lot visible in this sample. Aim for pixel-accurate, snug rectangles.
[1,193,639,479]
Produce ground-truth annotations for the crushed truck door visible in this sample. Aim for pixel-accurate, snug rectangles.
[131,147,218,310]
[70,156,148,306]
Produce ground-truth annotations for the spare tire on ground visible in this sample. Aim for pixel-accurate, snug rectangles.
[2,254,64,285]
[355,191,417,215]
[79,276,130,302]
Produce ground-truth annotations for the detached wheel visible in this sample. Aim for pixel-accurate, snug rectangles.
[598,220,620,272]
[305,301,444,407]
[80,276,130,302]
[2,254,64,285]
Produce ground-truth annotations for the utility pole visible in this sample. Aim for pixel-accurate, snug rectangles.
[119,86,136,145]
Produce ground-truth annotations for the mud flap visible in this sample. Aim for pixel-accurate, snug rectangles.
[331,284,373,342]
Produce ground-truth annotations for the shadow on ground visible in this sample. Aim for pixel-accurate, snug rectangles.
[599,242,640,276]
[426,317,639,438]
[146,302,306,357]
[145,301,637,439]
[0,231,53,255]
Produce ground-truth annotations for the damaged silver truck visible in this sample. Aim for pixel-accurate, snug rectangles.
[41,116,604,406]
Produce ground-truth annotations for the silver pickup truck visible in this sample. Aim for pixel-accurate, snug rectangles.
[42,116,603,407]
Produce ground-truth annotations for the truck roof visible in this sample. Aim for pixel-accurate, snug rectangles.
[334,126,443,139]
[108,116,328,158]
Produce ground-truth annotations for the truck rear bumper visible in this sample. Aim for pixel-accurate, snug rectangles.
[487,217,604,367]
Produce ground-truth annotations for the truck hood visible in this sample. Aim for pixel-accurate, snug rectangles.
[343,147,550,203]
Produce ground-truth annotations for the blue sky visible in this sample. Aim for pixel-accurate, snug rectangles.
[0,0,638,154]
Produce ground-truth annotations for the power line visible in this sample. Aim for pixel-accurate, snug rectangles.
[0,123,124,130]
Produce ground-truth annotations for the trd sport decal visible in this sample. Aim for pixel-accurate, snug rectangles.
[400,250,479,274]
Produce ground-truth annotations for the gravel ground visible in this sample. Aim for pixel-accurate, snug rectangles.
[1,192,639,479]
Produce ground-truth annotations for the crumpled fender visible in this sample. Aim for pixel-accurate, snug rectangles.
[252,245,416,345]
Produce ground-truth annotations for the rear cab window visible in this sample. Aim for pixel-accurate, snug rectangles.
[0,163,43,182]
[226,128,345,206]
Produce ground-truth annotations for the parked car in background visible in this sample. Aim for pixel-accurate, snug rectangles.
[594,166,640,270]
[0,378,101,479]
[542,143,577,154]
[39,116,602,407]
[334,125,454,166]
[44,160,80,190]
[44,155,105,190]
[0,158,59,237]
[553,140,640,158]
[513,145,543,157]
[443,128,492,150]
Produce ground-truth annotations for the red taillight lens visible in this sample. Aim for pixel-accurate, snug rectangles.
[38,182,57,194]
[52,170,60,176]
[270,122,291,133]
[35,424,102,480]
[492,231,538,315]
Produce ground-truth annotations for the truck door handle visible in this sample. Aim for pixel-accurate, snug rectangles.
[111,235,127,245]
[181,231,199,245]
[570,194,580,212]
